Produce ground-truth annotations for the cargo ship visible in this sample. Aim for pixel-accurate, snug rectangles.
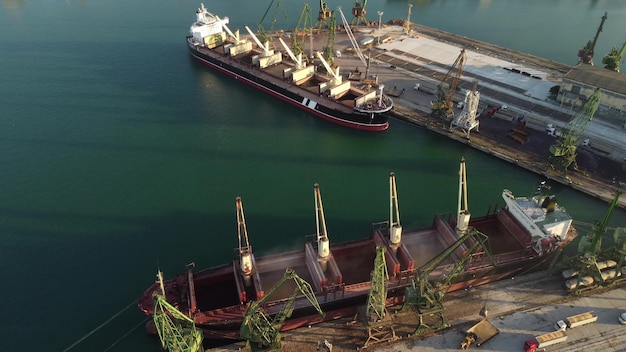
[187,3,393,132]
[137,159,577,339]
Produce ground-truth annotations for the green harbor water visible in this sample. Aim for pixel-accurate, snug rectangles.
[1,1,625,351]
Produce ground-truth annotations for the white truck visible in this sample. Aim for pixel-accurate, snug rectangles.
[523,331,567,352]
[554,311,598,331]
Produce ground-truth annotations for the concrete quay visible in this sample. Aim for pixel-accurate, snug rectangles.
[333,24,626,208]
[208,270,626,352]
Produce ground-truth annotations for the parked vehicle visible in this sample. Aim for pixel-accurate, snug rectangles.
[524,331,567,352]
[554,311,598,331]
[619,312,626,325]
[460,319,499,349]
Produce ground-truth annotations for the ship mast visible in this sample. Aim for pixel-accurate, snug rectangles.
[389,172,402,248]
[456,157,471,234]
[236,197,254,286]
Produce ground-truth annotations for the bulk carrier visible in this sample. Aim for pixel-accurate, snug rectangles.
[187,3,393,131]
[138,159,577,339]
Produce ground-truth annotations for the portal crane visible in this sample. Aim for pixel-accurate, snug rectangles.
[361,246,397,348]
[402,228,492,334]
[548,87,601,178]
[153,272,203,352]
[431,49,466,122]
[315,0,332,31]
[293,3,312,56]
[602,41,626,73]
[239,268,324,350]
[565,190,622,295]
[257,0,285,44]
[578,12,608,65]
[321,10,336,66]
[351,0,368,27]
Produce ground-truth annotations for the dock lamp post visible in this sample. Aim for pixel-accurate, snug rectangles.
[377,11,384,44]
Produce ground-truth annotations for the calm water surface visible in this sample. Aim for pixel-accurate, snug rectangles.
[1,1,625,351]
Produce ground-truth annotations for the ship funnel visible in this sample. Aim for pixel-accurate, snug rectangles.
[314,184,331,260]
[236,197,253,286]
[456,157,471,234]
[389,172,402,246]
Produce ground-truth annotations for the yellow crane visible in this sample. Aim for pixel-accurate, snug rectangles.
[431,49,466,122]
[351,0,368,26]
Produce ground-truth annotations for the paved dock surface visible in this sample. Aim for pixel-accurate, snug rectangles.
[330,24,626,208]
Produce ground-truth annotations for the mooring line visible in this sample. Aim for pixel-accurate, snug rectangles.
[62,300,137,352]
[103,317,150,352]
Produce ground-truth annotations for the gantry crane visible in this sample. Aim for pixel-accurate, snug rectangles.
[578,12,608,65]
[315,0,332,31]
[402,228,492,334]
[431,49,466,122]
[153,272,203,352]
[602,41,626,73]
[450,81,481,139]
[361,246,397,348]
[564,190,623,295]
[293,3,313,57]
[239,268,324,351]
[548,87,601,179]
[351,0,368,27]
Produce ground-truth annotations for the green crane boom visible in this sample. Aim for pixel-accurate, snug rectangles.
[153,293,203,352]
[293,3,312,56]
[403,228,493,333]
[602,41,626,72]
[548,87,601,178]
[240,268,324,350]
[366,246,388,322]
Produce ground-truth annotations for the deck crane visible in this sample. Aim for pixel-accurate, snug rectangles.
[450,81,481,139]
[389,172,402,249]
[431,49,466,122]
[602,41,626,72]
[361,246,397,348]
[236,197,254,288]
[153,272,203,352]
[278,37,305,69]
[239,268,324,351]
[215,15,242,45]
[351,0,368,27]
[578,12,608,65]
[293,3,313,57]
[402,229,492,334]
[314,184,331,263]
[548,87,601,179]
[316,51,342,86]
[565,190,622,295]
[315,0,332,31]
